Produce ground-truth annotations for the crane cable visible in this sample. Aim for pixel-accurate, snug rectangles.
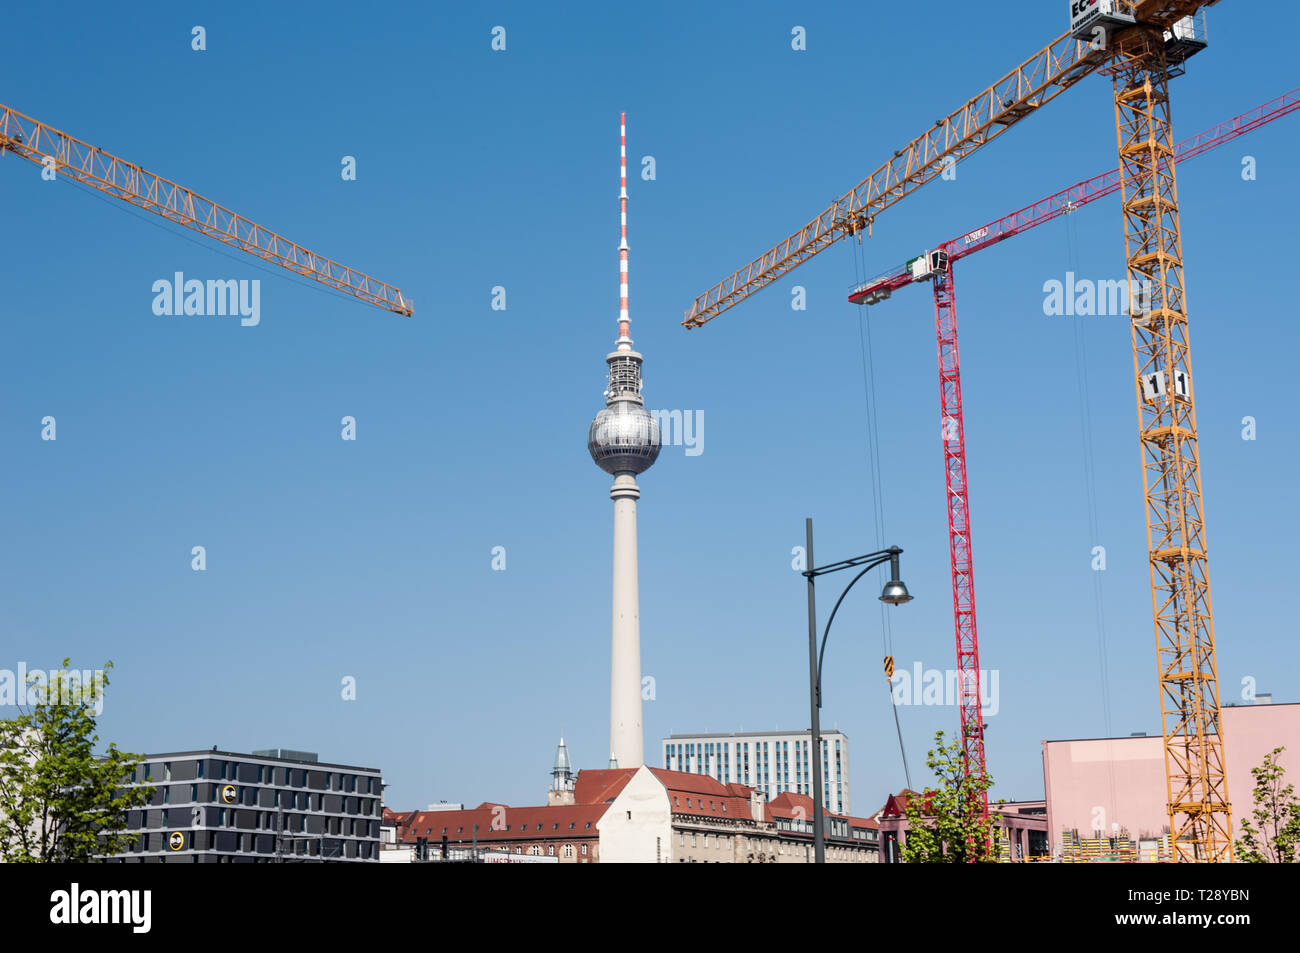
[888,658,914,791]
[53,167,377,312]
[1064,209,1119,831]
[849,238,894,652]
[848,236,911,791]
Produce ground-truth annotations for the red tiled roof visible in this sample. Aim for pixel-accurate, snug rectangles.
[399,802,607,844]
[391,769,881,847]
[649,768,755,820]
[648,768,733,795]
[382,809,416,835]
[764,791,876,828]
[878,788,925,818]
[764,791,817,821]
[575,766,758,820]
[573,768,637,805]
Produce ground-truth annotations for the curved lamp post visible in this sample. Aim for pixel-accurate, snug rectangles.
[802,517,912,863]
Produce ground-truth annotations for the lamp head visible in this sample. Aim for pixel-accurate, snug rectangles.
[879,578,913,606]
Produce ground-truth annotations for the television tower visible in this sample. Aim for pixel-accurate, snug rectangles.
[588,113,661,769]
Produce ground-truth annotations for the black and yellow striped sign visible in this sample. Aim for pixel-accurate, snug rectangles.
[884,655,894,678]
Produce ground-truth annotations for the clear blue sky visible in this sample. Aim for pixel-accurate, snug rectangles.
[2,1,1297,816]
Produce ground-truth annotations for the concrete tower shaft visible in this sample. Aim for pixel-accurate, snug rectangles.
[608,471,644,768]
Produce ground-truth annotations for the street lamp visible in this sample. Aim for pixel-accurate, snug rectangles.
[802,517,912,864]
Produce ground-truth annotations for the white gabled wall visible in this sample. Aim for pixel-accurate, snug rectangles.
[597,765,671,863]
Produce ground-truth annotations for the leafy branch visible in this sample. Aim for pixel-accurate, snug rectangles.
[900,729,998,863]
[0,660,154,862]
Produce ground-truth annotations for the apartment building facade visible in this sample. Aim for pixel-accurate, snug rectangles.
[101,747,383,863]
[662,729,852,814]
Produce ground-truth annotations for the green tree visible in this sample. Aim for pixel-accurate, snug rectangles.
[0,661,153,862]
[1235,746,1300,863]
[900,729,998,863]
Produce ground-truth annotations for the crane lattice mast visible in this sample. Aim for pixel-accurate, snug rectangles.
[1107,2,1232,863]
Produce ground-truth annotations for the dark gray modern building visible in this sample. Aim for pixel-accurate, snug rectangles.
[102,748,383,863]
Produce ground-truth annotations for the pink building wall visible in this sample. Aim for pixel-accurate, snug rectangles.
[1042,702,1300,855]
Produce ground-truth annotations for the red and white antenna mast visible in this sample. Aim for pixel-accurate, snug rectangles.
[617,111,632,352]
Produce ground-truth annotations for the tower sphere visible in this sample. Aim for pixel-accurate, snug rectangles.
[588,401,661,475]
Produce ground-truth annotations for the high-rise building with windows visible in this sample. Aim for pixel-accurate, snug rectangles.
[101,748,383,863]
[662,730,852,815]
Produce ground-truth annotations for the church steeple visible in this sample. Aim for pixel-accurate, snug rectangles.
[548,737,576,806]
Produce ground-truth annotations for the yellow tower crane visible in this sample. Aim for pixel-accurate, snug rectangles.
[1093,0,1232,863]
[682,1,1232,861]
[0,104,412,315]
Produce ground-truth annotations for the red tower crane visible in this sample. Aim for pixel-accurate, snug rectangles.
[848,89,1298,837]
[683,2,1237,861]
